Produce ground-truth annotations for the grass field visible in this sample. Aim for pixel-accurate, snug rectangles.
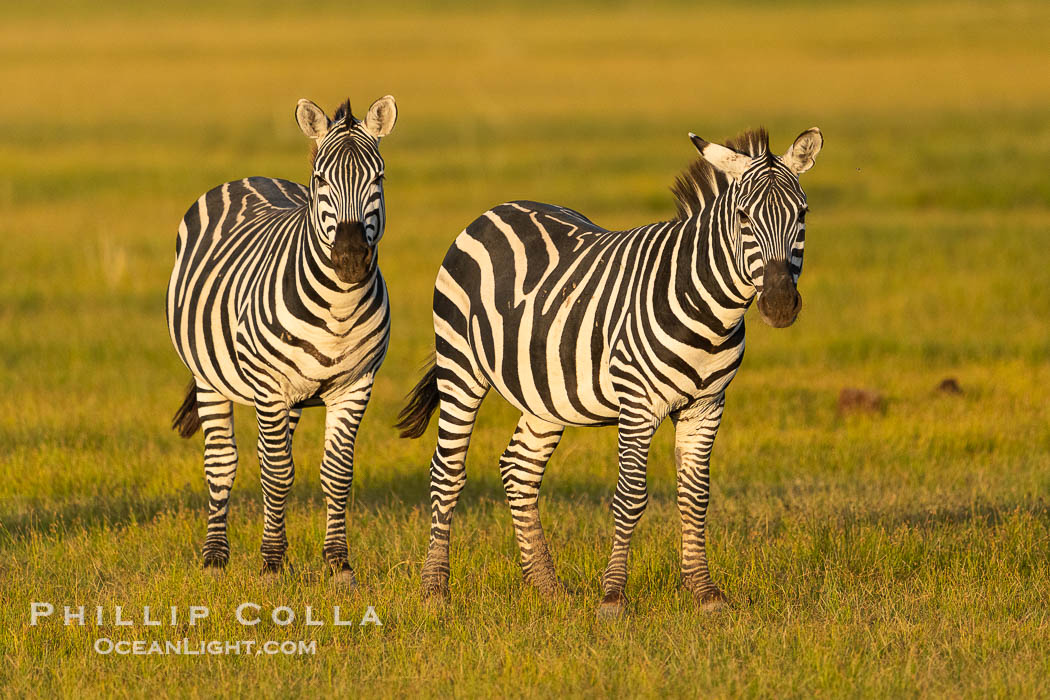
[2,0,1050,696]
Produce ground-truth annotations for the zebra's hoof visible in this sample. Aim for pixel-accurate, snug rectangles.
[202,555,227,571]
[694,588,729,613]
[530,578,566,599]
[701,597,728,613]
[329,566,358,590]
[260,562,284,579]
[596,591,626,620]
[421,578,449,601]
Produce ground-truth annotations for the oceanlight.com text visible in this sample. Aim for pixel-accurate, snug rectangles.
[93,638,318,656]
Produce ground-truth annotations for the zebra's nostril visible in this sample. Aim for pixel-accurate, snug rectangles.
[756,281,801,328]
[332,221,372,284]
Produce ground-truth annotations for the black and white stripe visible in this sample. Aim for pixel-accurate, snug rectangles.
[166,95,397,581]
[398,127,822,614]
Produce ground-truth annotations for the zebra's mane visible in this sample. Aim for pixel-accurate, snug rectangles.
[309,99,357,167]
[725,128,770,158]
[670,127,770,220]
[333,99,355,124]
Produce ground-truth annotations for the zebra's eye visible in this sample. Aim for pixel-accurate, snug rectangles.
[314,173,329,187]
[374,173,385,185]
[737,210,751,226]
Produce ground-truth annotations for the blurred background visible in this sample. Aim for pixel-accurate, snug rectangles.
[1,1,1049,694]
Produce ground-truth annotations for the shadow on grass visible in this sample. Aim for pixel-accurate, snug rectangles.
[856,498,1050,530]
[0,467,619,545]
[0,486,204,545]
[736,497,1050,541]
[5,463,1043,547]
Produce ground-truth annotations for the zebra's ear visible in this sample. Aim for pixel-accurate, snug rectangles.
[363,95,397,139]
[295,99,331,141]
[689,133,750,180]
[783,127,823,175]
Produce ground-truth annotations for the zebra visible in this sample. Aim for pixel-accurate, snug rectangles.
[397,126,822,615]
[166,95,397,583]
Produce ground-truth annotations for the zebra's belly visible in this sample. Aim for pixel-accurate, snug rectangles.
[170,306,389,407]
[481,357,740,427]
[484,372,620,427]
[466,308,621,427]
[243,318,390,405]
[465,306,746,426]
[473,326,745,427]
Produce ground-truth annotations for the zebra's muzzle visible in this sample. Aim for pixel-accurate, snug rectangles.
[756,260,802,328]
[331,221,374,284]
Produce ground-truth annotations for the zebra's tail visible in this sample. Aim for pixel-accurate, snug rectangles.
[172,379,201,439]
[395,357,439,439]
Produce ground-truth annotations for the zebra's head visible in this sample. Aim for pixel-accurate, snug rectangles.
[295,95,398,284]
[689,128,822,328]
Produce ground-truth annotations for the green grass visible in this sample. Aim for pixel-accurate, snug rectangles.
[2,1,1050,696]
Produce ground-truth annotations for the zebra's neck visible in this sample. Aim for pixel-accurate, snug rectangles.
[299,218,380,315]
[670,187,757,339]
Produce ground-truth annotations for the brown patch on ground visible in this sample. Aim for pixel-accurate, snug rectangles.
[937,377,963,395]
[837,388,885,415]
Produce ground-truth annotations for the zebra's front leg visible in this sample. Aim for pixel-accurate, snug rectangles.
[256,401,294,575]
[499,414,564,597]
[673,396,728,611]
[319,384,372,588]
[599,412,658,618]
[198,387,237,569]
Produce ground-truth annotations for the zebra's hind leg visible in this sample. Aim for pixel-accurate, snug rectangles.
[255,400,294,575]
[287,407,303,443]
[499,414,564,597]
[598,410,658,618]
[197,386,237,569]
[673,397,728,611]
[319,382,374,589]
[421,371,488,599]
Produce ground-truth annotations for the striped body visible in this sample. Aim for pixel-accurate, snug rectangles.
[404,127,822,613]
[167,176,389,407]
[166,96,397,579]
[437,200,749,426]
